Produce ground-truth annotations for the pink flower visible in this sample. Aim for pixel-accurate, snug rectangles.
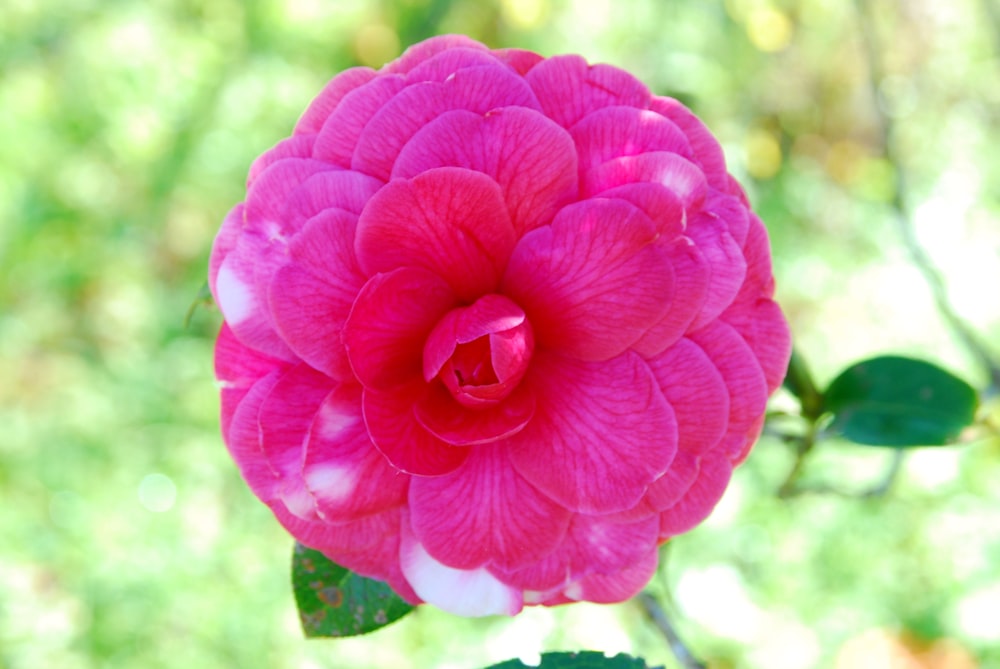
[210,35,791,617]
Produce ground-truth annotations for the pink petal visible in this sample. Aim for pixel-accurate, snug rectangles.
[685,215,747,331]
[247,135,316,186]
[593,182,685,238]
[383,34,490,75]
[497,514,657,593]
[566,546,659,604]
[294,66,378,135]
[257,363,337,520]
[647,337,730,457]
[410,444,570,572]
[215,323,285,438]
[302,384,409,522]
[610,449,702,521]
[208,204,243,300]
[508,351,677,514]
[399,527,523,617]
[352,66,541,180]
[701,189,751,249]
[244,158,336,235]
[658,455,733,539]
[224,369,283,502]
[689,321,769,463]
[570,106,691,180]
[355,168,516,301]
[392,107,578,235]
[491,48,544,75]
[723,296,790,394]
[269,210,365,381]
[583,151,708,212]
[312,74,407,168]
[650,96,729,190]
[526,55,650,128]
[362,381,470,476]
[404,47,507,83]
[275,503,402,564]
[343,267,457,391]
[280,169,384,231]
[502,199,673,361]
[414,381,535,445]
[631,238,710,356]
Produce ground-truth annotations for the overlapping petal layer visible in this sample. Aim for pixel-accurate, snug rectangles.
[211,34,791,617]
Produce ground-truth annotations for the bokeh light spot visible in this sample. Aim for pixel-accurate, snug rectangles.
[138,473,177,513]
[354,23,400,68]
[747,7,793,53]
[745,128,783,180]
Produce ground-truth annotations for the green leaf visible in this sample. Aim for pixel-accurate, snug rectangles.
[291,542,414,638]
[783,348,823,419]
[484,652,662,669]
[822,355,978,447]
[184,280,214,329]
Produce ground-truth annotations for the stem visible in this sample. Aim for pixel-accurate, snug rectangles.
[638,592,707,669]
[777,424,818,498]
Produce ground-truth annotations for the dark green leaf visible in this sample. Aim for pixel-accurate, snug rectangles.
[484,652,662,669]
[822,355,978,447]
[291,542,414,638]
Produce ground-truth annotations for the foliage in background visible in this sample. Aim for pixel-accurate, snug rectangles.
[1,0,999,667]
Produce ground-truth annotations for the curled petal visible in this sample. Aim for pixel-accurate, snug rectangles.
[355,168,516,300]
[343,267,457,391]
[503,199,672,361]
[414,382,535,445]
[392,107,578,235]
[509,351,677,515]
[410,444,570,572]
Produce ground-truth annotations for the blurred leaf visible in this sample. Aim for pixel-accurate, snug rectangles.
[184,281,214,329]
[822,355,978,447]
[783,348,823,419]
[484,652,661,669]
[291,543,414,638]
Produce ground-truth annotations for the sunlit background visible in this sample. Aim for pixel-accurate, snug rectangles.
[2,0,999,667]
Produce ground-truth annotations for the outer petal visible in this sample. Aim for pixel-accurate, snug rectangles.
[409,444,571,572]
[650,96,729,190]
[244,158,336,235]
[343,267,457,391]
[400,529,523,617]
[355,168,516,301]
[257,363,337,520]
[491,47,544,75]
[280,169,384,231]
[362,381,470,477]
[583,151,708,212]
[225,368,283,502]
[392,107,578,235]
[312,75,408,168]
[685,215,747,331]
[302,384,409,521]
[526,55,650,128]
[269,210,365,381]
[570,106,691,179]
[404,47,506,83]
[658,456,733,539]
[502,199,672,361]
[294,66,378,135]
[248,135,316,186]
[383,34,490,75]
[563,546,659,604]
[208,204,243,299]
[352,66,541,180]
[508,351,677,515]
[215,322,284,439]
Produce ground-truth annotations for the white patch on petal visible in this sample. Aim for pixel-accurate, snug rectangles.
[216,263,254,325]
[304,464,358,507]
[280,481,319,521]
[563,582,584,601]
[401,540,523,617]
[315,401,360,440]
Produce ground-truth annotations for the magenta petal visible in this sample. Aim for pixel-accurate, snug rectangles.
[269,210,365,381]
[570,106,691,179]
[503,199,672,361]
[353,66,541,180]
[312,74,407,168]
[257,363,337,520]
[658,455,733,540]
[526,55,650,128]
[208,204,243,300]
[405,47,506,83]
[689,321,769,463]
[594,182,685,238]
[302,384,409,522]
[343,267,457,391]
[583,152,708,212]
[215,323,285,438]
[724,296,791,394]
[651,96,729,190]
[410,444,570,572]
[362,382,469,476]
[294,66,378,135]
[383,35,490,75]
[247,135,316,187]
[392,107,578,235]
[686,216,747,331]
[355,168,516,301]
[568,546,659,604]
[492,48,544,75]
[225,369,283,503]
[414,382,535,445]
[509,351,677,514]
[280,169,384,231]
[244,158,336,235]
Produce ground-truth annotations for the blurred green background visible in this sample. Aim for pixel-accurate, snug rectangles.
[2,0,999,667]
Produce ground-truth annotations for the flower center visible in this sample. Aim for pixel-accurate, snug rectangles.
[422,294,534,409]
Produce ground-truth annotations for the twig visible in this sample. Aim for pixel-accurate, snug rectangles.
[853,0,1000,397]
[638,592,707,669]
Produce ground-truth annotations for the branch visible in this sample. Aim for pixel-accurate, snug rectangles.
[637,592,706,669]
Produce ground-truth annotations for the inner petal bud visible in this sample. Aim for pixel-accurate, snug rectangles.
[423,294,535,408]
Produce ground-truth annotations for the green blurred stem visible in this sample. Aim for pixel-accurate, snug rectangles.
[854,0,1000,398]
[637,592,706,669]
[777,424,818,498]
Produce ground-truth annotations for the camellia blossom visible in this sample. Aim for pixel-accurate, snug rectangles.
[210,35,791,617]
